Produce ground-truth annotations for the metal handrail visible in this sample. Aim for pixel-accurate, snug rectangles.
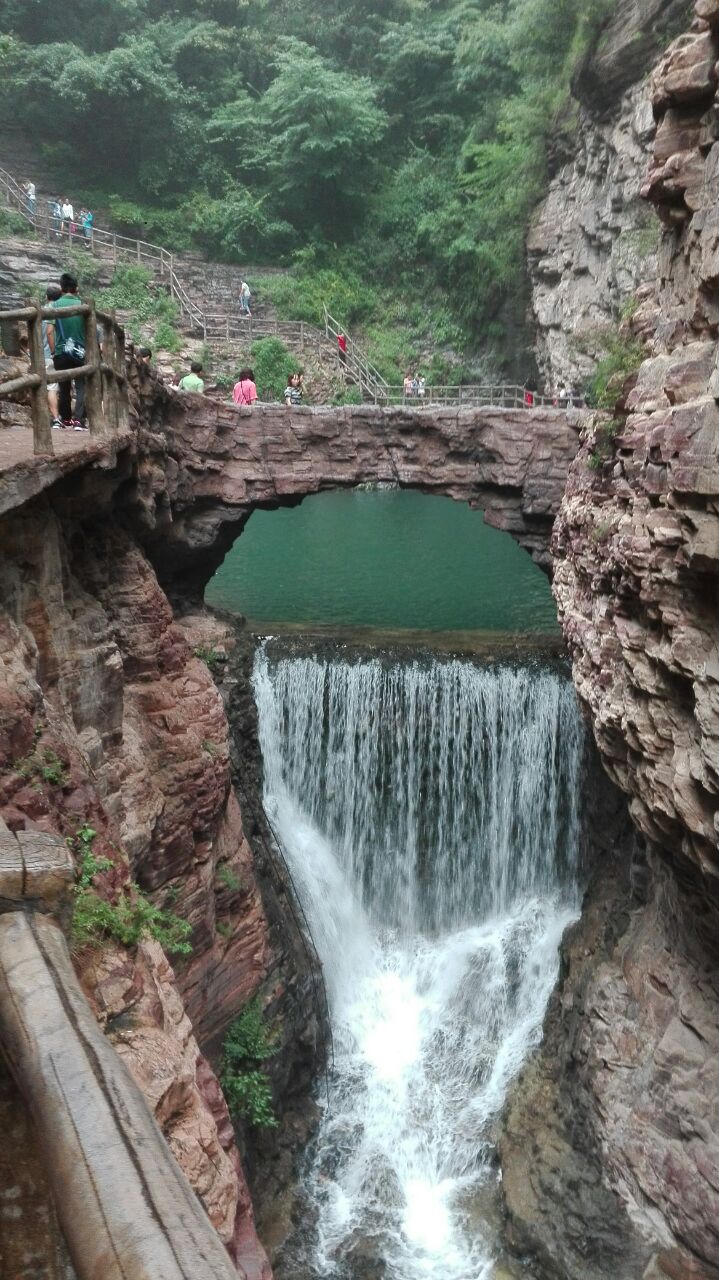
[379,384,557,408]
[324,307,389,400]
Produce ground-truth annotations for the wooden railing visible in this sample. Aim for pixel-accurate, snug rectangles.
[0,300,129,454]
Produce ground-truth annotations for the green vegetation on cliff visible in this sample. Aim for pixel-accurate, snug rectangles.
[1,0,615,369]
[221,998,279,1129]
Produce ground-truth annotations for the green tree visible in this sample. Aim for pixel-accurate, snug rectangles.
[251,41,387,231]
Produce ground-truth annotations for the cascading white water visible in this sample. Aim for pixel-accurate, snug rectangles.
[253,649,585,1280]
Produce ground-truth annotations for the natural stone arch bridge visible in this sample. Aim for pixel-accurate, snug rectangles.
[139,393,583,606]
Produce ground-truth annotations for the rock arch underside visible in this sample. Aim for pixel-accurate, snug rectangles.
[129,389,579,602]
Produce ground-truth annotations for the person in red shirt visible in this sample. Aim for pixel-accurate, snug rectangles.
[337,333,347,366]
[233,366,258,406]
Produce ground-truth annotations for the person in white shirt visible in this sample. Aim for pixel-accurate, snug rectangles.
[25,180,36,215]
[61,199,74,234]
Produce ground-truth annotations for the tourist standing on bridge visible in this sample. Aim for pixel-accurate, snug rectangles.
[233,367,258,406]
[284,372,302,406]
[239,281,252,316]
[337,332,347,367]
[177,361,206,393]
[24,180,36,215]
[50,273,87,429]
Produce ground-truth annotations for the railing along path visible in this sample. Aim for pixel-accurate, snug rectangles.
[0,166,390,400]
[0,298,129,453]
[0,166,559,410]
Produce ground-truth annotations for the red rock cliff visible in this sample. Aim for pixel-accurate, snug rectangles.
[502,7,719,1278]
[0,495,273,1277]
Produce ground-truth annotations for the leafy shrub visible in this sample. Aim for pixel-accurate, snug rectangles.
[193,644,225,674]
[0,206,32,237]
[15,744,67,787]
[71,826,193,955]
[249,336,296,402]
[589,333,644,410]
[220,998,279,1129]
[97,264,181,351]
[587,418,621,470]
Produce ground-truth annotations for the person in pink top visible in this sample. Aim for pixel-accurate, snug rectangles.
[232,366,258,406]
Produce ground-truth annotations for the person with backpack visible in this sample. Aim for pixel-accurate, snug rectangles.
[49,273,87,428]
[233,367,258,406]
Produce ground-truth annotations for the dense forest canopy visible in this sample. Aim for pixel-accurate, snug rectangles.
[1,0,617,371]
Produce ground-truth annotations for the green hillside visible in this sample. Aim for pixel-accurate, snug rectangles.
[1,0,613,375]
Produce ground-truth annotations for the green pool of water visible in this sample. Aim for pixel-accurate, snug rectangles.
[206,489,558,634]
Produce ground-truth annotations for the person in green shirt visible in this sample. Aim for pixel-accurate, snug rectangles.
[176,361,205,394]
[50,272,87,427]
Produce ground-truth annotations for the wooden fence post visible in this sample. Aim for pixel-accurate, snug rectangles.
[113,317,129,432]
[100,312,118,434]
[83,300,105,437]
[28,303,52,455]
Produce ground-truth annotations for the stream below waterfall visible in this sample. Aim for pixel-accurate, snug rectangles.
[253,647,585,1280]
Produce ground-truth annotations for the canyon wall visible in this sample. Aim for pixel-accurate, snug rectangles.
[502,5,719,1277]
[528,0,688,390]
[0,461,319,1276]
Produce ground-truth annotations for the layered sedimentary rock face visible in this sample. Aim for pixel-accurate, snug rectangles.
[503,7,719,1277]
[528,0,689,390]
[555,0,719,886]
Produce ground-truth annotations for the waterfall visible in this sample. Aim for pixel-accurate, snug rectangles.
[253,649,584,1279]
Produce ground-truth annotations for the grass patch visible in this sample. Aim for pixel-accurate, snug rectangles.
[0,206,33,238]
[71,825,193,955]
[217,864,243,893]
[15,744,68,788]
[97,264,181,352]
[588,332,644,410]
